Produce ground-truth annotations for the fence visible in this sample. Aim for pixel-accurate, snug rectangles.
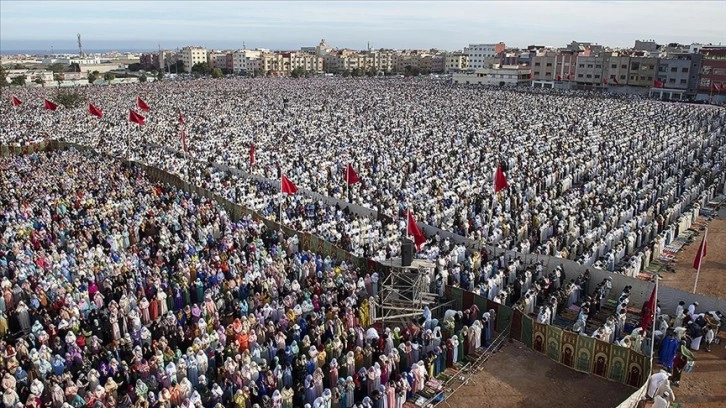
[446,285,650,388]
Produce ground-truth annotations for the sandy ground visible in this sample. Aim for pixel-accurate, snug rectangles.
[650,206,726,407]
[445,342,634,408]
[659,207,726,299]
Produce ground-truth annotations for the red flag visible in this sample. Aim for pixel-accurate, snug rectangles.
[44,99,58,111]
[712,83,720,92]
[653,79,665,88]
[407,210,427,251]
[613,77,619,85]
[345,164,360,185]
[178,108,184,124]
[566,72,572,81]
[281,175,297,195]
[129,109,145,125]
[494,165,509,193]
[603,78,608,85]
[249,144,255,167]
[11,95,22,106]
[640,286,656,331]
[88,104,103,118]
[556,75,561,81]
[692,233,707,269]
[137,97,150,112]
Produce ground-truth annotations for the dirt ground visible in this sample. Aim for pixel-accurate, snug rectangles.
[658,207,726,299]
[445,342,634,408]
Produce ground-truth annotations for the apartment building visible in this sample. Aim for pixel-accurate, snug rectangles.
[463,42,506,69]
[531,51,577,81]
[604,54,630,85]
[626,56,658,87]
[656,54,702,94]
[208,52,231,71]
[699,46,726,95]
[575,55,605,86]
[232,49,262,74]
[445,52,469,73]
[289,52,324,73]
[452,65,531,86]
[180,46,208,73]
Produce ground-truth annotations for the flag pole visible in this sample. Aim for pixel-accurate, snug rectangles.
[346,165,350,203]
[649,274,659,370]
[692,227,707,294]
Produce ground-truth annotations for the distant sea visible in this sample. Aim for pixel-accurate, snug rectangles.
[2,48,153,55]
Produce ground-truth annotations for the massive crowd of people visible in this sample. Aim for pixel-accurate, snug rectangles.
[0,149,550,408]
[3,78,724,277]
[1,78,725,407]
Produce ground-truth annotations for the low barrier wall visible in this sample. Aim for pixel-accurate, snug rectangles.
[446,285,650,388]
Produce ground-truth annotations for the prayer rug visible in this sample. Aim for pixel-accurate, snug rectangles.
[546,325,563,362]
[533,321,547,353]
[591,339,612,378]
[574,335,595,373]
[559,329,579,368]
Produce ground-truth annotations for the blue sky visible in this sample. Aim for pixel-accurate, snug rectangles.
[1,1,724,52]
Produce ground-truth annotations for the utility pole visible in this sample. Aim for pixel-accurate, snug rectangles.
[77,33,83,57]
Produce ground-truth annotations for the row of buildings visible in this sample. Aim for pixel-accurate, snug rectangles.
[138,39,725,101]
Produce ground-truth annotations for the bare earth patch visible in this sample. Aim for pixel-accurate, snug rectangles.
[444,342,634,408]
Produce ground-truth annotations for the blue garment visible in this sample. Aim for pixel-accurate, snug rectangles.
[658,336,678,370]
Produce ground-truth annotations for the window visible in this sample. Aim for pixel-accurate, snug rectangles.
[680,79,687,84]
[545,72,551,76]
[621,64,627,69]
[534,71,540,75]
[630,75,636,80]
[579,64,585,68]
[546,63,552,67]
[670,67,678,72]
[586,74,592,78]
[578,74,584,78]
[611,64,617,69]
[669,78,676,83]
[631,62,640,70]
[535,62,541,66]
[596,64,601,68]
[681,67,688,73]
[620,75,626,80]
[595,74,600,79]
[587,64,593,68]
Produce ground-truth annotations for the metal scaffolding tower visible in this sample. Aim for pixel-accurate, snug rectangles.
[375,258,438,322]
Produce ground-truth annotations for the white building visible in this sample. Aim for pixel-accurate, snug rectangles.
[232,49,262,74]
[463,43,505,69]
[451,65,531,86]
[180,46,208,72]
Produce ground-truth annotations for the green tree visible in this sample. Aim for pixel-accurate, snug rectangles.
[34,77,45,86]
[47,63,66,73]
[87,71,99,83]
[342,69,351,77]
[253,68,263,77]
[290,67,306,78]
[211,67,223,79]
[0,66,8,87]
[351,68,364,77]
[55,88,85,108]
[11,75,27,86]
[128,63,142,72]
[104,72,116,81]
[191,62,212,75]
[139,75,147,83]
[69,63,81,73]
[156,71,164,81]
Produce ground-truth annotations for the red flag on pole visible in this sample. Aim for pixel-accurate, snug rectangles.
[613,77,619,85]
[494,165,509,193]
[129,109,145,125]
[567,72,572,81]
[178,108,184,124]
[88,104,103,118]
[44,99,58,111]
[281,175,297,195]
[693,233,707,269]
[345,164,360,185]
[249,144,255,167]
[137,97,150,112]
[11,96,22,106]
[640,286,656,331]
[407,210,427,251]
[653,79,665,88]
